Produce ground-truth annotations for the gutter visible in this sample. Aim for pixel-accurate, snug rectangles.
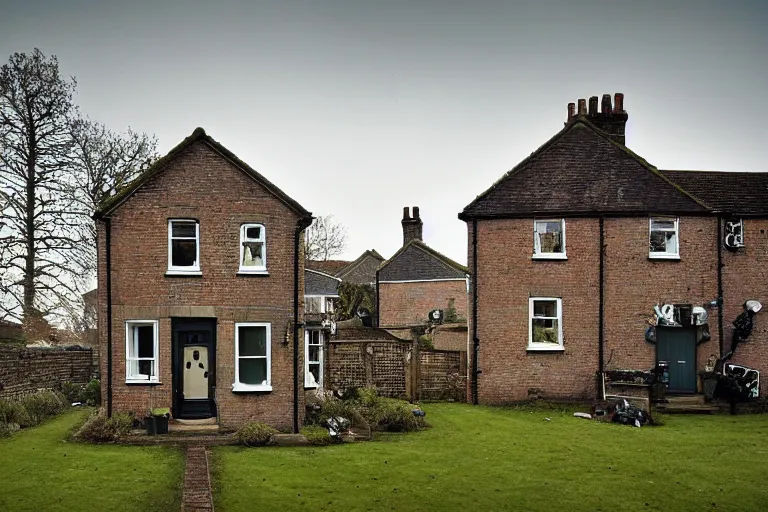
[105,217,113,418]
[471,219,479,405]
[717,215,724,357]
[598,216,605,398]
[375,269,380,327]
[292,217,312,434]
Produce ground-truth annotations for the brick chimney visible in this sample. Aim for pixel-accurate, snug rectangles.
[566,92,628,145]
[402,206,423,245]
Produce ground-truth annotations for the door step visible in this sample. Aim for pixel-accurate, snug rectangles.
[175,417,217,426]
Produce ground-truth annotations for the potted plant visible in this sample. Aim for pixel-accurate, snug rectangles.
[149,408,170,435]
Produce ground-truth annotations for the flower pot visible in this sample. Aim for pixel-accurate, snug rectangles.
[154,415,169,434]
[145,416,157,435]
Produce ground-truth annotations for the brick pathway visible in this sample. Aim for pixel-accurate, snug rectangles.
[182,446,214,512]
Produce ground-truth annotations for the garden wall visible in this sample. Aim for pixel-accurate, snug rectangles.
[326,339,465,401]
[0,347,94,399]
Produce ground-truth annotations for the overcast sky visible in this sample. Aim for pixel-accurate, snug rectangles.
[2,0,766,265]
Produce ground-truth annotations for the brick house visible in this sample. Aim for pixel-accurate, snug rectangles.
[459,94,768,404]
[94,128,312,431]
[377,207,469,351]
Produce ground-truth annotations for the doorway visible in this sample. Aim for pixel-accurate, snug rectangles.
[656,327,697,394]
[172,318,216,419]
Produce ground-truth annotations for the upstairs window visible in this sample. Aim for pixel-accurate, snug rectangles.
[305,330,324,388]
[649,217,679,259]
[533,219,566,259]
[304,296,336,315]
[168,220,200,273]
[233,323,271,392]
[724,218,744,250]
[125,320,159,383]
[239,224,266,273]
[528,298,563,351]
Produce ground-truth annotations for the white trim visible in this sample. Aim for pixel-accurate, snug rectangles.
[649,216,679,258]
[168,219,200,273]
[304,294,338,314]
[528,297,563,350]
[125,320,160,384]
[233,322,272,392]
[238,223,267,273]
[305,268,343,281]
[304,329,324,388]
[379,278,467,284]
[533,218,567,259]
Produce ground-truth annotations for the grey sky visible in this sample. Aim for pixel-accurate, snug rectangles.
[2,0,767,265]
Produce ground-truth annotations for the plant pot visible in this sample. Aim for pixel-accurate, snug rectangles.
[145,416,157,436]
[154,415,169,434]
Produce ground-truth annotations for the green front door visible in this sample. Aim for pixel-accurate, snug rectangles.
[657,327,697,393]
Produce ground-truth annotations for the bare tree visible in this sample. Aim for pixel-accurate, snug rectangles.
[66,116,158,275]
[0,49,83,324]
[304,214,348,261]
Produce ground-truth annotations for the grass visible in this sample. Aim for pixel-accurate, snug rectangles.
[0,408,184,512]
[212,403,768,512]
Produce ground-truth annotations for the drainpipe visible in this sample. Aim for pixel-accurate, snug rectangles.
[471,219,479,405]
[717,215,724,357]
[375,269,380,327]
[105,217,113,418]
[292,217,312,434]
[598,216,605,398]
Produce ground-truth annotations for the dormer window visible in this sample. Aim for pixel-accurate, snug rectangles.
[167,220,200,274]
[533,219,566,259]
[649,217,679,259]
[239,224,266,273]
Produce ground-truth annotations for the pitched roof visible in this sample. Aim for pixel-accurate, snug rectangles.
[335,249,385,283]
[660,170,768,215]
[95,127,311,219]
[378,240,468,282]
[306,259,351,275]
[459,118,708,219]
[304,268,341,296]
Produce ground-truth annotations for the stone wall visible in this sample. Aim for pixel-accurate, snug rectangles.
[0,347,94,399]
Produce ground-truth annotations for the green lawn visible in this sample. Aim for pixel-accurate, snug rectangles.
[0,409,183,512]
[213,403,768,512]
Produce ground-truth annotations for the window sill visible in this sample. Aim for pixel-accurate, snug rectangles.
[304,384,319,390]
[165,270,202,277]
[526,345,565,353]
[232,383,272,393]
[532,254,568,261]
[237,269,269,276]
[648,254,680,261]
[126,380,161,385]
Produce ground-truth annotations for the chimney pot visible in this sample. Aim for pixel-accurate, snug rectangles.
[567,102,575,120]
[614,93,624,112]
[601,94,612,113]
[577,99,587,115]
[413,206,420,219]
[402,206,410,220]
[588,96,598,115]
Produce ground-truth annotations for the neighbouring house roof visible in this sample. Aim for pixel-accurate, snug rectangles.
[378,240,468,282]
[335,249,385,284]
[0,320,23,341]
[306,259,351,275]
[305,269,341,296]
[459,118,709,219]
[95,127,311,219]
[660,170,768,215]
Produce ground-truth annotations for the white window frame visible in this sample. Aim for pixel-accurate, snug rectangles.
[724,218,745,249]
[304,329,324,388]
[304,295,337,315]
[125,320,159,383]
[533,219,567,260]
[167,219,201,275]
[528,297,564,351]
[233,322,272,392]
[649,216,680,259]
[238,223,267,274]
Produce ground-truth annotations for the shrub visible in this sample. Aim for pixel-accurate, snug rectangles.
[317,396,356,425]
[0,421,20,437]
[317,387,426,433]
[83,379,101,406]
[234,422,277,447]
[59,381,84,403]
[20,390,67,425]
[0,399,33,428]
[300,425,334,445]
[74,411,133,443]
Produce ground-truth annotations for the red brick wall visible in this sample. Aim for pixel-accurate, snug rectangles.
[722,218,768,397]
[470,216,735,404]
[0,347,93,399]
[379,280,468,326]
[98,141,305,430]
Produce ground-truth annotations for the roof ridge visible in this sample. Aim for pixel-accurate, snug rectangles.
[378,239,467,275]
